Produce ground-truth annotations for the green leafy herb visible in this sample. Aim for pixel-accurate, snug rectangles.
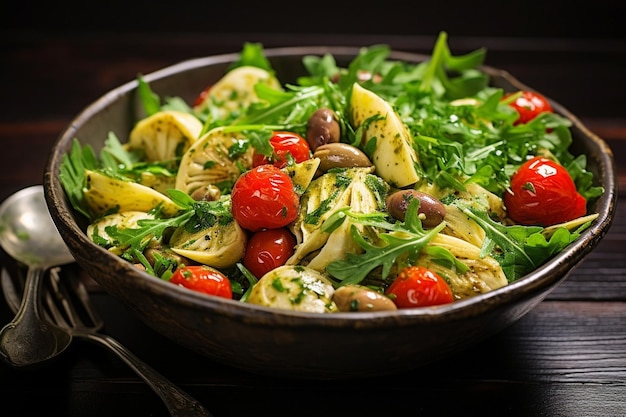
[462,207,589,281]
[137,75,161,116]
[229,42,273,72]
[57,33,604,292]
[59,138,100,219]
[325,199,466,286]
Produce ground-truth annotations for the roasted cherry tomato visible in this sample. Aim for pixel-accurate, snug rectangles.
[503,90,553,125]
[386,266,454,308]
[231,164,300,231]
[504,156,586,227]
[192,85,212,107]
[169,265,232,299]
[253,131,311,169]
[243,228,296,279]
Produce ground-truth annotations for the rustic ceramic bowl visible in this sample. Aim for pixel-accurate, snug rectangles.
[44,46,617,380]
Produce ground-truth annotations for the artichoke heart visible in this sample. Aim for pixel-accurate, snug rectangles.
[175,127,254,195]
[128,110,202,162]
[439,205,487,248]
[247,265,338,313]
[420,233,508,299]
[350,83,420,188]
[287,167,388,271]
[193,66,282,119]
[168,204,246,268]
[282,157,321,195]
[416,182,507,247]
[84,170,183,218]
[86,211,155,255]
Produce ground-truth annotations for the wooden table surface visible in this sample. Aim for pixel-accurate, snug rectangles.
[1,32,625,416]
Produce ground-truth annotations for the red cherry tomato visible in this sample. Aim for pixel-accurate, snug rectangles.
[504,90,553,125]
[243,228,296,278]
[253,131,311,169]
[504,156,587,227]
[386,266,454,308]
[192,86,212,107]
[231,164,300,232]
[169,265,232,299]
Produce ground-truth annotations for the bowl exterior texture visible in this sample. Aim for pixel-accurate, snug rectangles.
[44,47,616,379]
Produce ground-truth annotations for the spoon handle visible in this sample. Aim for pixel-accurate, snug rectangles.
[74,330,213,417]
[0,266,70,366]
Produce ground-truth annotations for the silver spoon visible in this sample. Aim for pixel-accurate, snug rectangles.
[0,185,213,416]
[0,185,74,366]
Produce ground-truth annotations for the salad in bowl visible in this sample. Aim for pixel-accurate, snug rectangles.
[59,32,604,315]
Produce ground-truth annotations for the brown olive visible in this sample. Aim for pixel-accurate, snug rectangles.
[190,184,221,202]
[332,285,397,312]
[386,189,446,228]
[306,108,341,151]
[313,143,372,172]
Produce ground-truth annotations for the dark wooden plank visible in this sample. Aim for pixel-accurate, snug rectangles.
[1,294,624,416]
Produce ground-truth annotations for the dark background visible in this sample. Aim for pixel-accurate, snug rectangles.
[3,0,625,123]
[4,0,626,39]
[2,0,625,192]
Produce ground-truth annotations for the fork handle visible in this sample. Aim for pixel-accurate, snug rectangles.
[75,330,213,417]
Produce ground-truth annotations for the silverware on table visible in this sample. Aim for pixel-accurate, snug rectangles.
[1,264,214,417]
[0,185,74,366]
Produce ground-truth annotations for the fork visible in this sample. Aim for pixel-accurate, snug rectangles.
[1,265,214,417]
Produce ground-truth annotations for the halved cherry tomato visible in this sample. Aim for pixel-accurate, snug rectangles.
[243,228,296,279]
[169,265,232,299]
[504,156,587,227]
[503,90,553,125]
[252,131,311,169]
[386,266,454,308]
[231,164,300,232]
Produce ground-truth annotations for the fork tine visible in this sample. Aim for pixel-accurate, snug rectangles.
[45,267,75,329]
[1,267,21,314]
[47,267,103,332]
[61,268,103,329]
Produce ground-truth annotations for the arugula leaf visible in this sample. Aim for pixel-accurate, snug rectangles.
[59,138,100,219]
[235,85,324,126]
[325,199,457,286]
[104,211,194,261]
[229,42,273,72]
[137,75,161,116]
[100,132,137,170]
[235,263,259,302]
[326,223,442,286]
[567,154,605,200]
[161,96,194,113]
[419,31,488,99]
[298,53,340,86]
[461,207,539,280]
[461,207,588,281]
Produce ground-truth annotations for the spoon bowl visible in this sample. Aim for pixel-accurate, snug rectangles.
[0,185,75,367]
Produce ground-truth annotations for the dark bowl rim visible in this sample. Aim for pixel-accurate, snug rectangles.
[44,45,618,328]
